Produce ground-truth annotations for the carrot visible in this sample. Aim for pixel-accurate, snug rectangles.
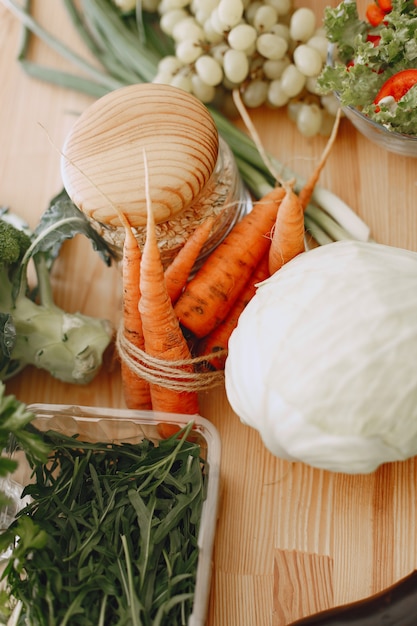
[139,150,199,417]
[164,215,216,304]
[117,213,152,410]
[268,181,305,274]
[174,184,285,338]
[197,250,270,370]
[268,110,342,274]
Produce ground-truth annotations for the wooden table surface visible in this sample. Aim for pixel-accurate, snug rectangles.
[2,1,417,624]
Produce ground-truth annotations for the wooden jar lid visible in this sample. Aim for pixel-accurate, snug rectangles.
[61,83,219,227]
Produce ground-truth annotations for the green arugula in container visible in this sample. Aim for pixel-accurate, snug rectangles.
[1,421,207,626]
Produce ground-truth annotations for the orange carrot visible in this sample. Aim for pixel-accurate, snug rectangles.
[118,213,152,410]
[268,181,305,275]
[268,110,342,275]
[164,215,216,304]
[197,250,270,370]
[174,184,285,338]
[139,151,199,417]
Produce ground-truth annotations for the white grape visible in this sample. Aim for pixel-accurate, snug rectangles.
[157,55,184,76]
[191,74,216,102]
[211,42,230,65]
[287,99,302,122]
[244,1,262,25]
[280,63,306,97]
[228,23,257,51]
[256,33,288,60]
[223,48,249,83]
[217,0,244,29]
[242,80,269,107]
[191,0,219,23]
[222,76,240,90]
[243,41,257,56]
[170,73,193,92]
[321,93,341,117]
[152,72,173,85]
[249,55,265,75]
[307,35,329,63]
[176,39,203,64]
[172,17,204,42]
[293,44,323,77]
[269,23,291,43]
[160,9,189,36]
[194,7,211,24]
[203,17,224,43]
[195,55,224,86]
[305,76,319,94]
[264,0,292,17]
[210,7,229,34]
[296,102,323,137]
[158,0,191,13]
[290,8,316,43]
[252,5,278,32]
[267,79,290,107]
[263,56,290,80]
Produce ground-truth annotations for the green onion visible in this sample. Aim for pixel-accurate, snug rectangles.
[1,0,371,244]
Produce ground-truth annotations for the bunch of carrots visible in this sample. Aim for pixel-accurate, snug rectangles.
[118,120,339,428]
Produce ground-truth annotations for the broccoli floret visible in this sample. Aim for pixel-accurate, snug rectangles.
[0,220,31,266]
[0,194,115,384]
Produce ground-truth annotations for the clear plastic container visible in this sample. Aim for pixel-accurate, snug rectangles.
[2,404,221,626]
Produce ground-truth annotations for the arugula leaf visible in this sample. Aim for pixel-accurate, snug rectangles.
[0,383,50,509]
[3,424,206,625]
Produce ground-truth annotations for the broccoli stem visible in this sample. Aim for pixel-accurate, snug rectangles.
[0,264,113,385]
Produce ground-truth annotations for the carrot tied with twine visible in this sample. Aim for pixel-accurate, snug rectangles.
[137,149,200,415]
[118,210,152,410]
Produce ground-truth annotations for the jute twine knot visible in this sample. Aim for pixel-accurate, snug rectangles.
[116,322,225,392]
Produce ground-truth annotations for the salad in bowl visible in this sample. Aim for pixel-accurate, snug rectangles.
[318,0,417,154]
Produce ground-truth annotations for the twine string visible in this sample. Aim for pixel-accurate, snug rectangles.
[116,323,225,392]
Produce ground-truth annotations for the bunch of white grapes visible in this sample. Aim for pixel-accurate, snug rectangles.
[124,0,339,137]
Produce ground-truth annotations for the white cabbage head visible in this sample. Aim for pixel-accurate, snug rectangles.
[225,240,417,474]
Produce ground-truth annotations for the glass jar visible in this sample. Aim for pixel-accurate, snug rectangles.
[100,135,251,269]
[61,83,251,271]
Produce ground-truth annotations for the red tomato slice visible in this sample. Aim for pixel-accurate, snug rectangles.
[374,69,417,104]
[377,0,392,11]
[366,2,386,26]
[367,34,381,46]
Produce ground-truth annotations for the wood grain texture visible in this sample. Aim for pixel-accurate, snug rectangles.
[61,83,219,226]
[2,2,417,626]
